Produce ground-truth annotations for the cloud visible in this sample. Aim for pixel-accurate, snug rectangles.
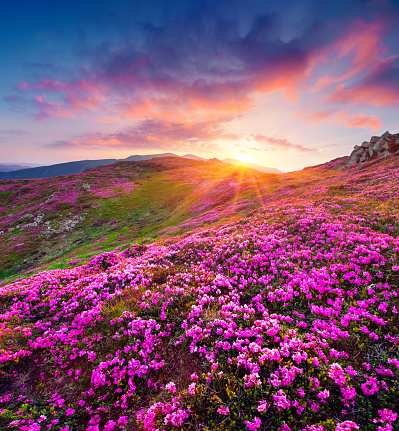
[45,118,239,151]
[9,2,362,123]
[44,117,314,154]
[313,20,387,91]
[326,57,399,106]
[251,134,315,153]
[0,129,26,135]
[296,109,382,132]
[7,1,399,131]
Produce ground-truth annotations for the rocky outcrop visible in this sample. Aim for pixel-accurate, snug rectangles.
[347,131,399,166]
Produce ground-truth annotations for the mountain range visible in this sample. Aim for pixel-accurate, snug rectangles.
[0,153,281,179]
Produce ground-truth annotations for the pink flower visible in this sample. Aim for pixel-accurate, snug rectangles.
[341,386,356,400]
[217,406,229,415]
[317,389,330,402]
[362,377,379,395]
[244,372,261,387]
[188,383,196,395]
[257,400,270,412]
[374,408,398,423]
[165,382,176,393]
[273,390,290,410]
[65,408,75,416]
[118,416,128,427]
[245,416,262,430]
[335,421,359,431]
[103,420,115,431]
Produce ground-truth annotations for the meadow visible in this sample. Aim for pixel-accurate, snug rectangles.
[0,154,399,430]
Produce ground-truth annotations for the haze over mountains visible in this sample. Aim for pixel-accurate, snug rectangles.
[0,162,42,172]
[0,153,281,179]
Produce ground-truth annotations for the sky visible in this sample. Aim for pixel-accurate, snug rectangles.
[1,0,399,172]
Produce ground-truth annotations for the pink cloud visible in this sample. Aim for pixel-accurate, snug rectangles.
[45,118,239,151]
[250,135,315,153]
[327,80,399,107]
[314,20,387,91]
[296,109,382,132]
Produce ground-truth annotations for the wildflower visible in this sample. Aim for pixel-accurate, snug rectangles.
[257,400,270,412]
[217,406,229,415]
[273,390,290,410]
[103,420,116,431]
[341,386,356,400]
[373,408,398,423]
[317,389,330,402]
[335,421,359,431]
[188,383,196,395]
[245,416,262,430]
[244,372,261,387]
[165,382,176,393]
[118,416,128,427]
[362,377,379,395]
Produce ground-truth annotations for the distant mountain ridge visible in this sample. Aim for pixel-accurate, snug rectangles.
[0,153,280,179]
[0,163,42,172]
[223,158,282,174]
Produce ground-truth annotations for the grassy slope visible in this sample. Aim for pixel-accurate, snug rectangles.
[0,158,276,281]
[0,154,399,430]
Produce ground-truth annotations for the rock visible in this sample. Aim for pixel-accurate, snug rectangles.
[359,151,369,163]
[388,141,399,153]
[380,131,391,140]
[347,152,360,166]
[346,130,399,167]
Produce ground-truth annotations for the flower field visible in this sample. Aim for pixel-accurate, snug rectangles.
[1,154,399,430]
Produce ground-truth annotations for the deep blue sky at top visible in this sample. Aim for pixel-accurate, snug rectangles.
[1,0,399,170]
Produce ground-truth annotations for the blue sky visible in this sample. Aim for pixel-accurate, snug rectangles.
[1,0,399,171]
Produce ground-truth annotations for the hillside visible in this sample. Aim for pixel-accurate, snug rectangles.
[0,152,399,430]
[0,157,276,280]
[0,154,281,180]
[223,158,283,174]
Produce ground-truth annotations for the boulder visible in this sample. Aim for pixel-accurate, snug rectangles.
[346,130,399,167]
[347,151,360,166]
[380,131,391,140]
[359,151,369,163]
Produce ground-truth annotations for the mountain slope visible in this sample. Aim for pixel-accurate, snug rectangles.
[223,157,282,173]
[0,159,119,179]
[0,163,42,172]
[0,157,276,279]
[1,153,399,430]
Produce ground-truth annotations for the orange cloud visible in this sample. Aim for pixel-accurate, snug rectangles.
[296,109,382,132]
[327,81,399,107]
[314,20,387,91]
